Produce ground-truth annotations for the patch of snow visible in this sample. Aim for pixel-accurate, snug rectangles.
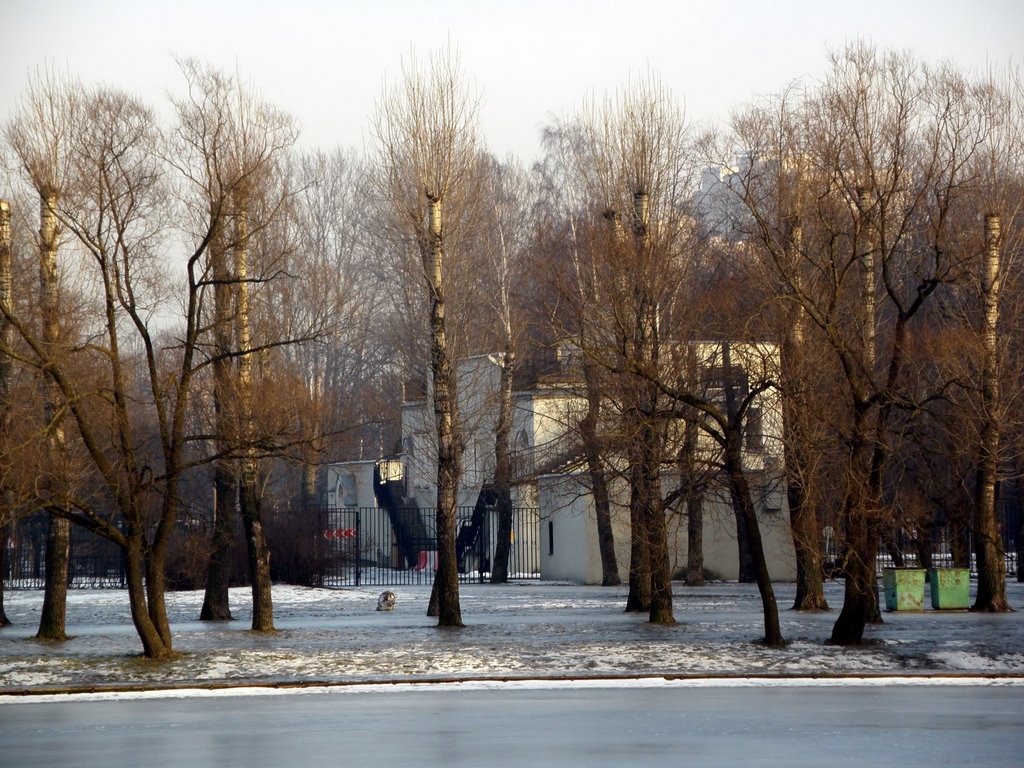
[1,580,1021,693]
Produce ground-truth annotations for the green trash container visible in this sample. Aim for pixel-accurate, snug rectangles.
[883,568,926,611]
[929,568,970,609]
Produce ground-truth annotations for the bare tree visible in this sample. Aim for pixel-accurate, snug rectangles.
[0,198,12,627]
[969,69,1022,611]
[474,155,534,584]
[199,211,237,621]
[727,92,832,609]
[3,79,184,657]
[535,130,621,586]
[172,61,298,631]
[974,214,1009,610]
[730,45,999,643]
[0,61,300,657]
[372,45,481,626]
[3,71,78,641]
[546,76,701,624]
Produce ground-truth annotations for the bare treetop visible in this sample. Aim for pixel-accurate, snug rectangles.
[372,44,481,211]
[170,59,298,218]
[3,69,80,196]
[552,74,694,241]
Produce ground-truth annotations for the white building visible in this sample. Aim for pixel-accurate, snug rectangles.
[537,340,795,583]
[330,342,796,583]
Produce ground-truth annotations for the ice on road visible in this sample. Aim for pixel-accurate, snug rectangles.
[2,681,1022,768]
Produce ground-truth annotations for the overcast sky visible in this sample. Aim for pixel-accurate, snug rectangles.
[2,0,1021,163]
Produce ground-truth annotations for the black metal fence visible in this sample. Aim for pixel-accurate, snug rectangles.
[314,506,541,587]
[5,502,1015,589]
[3,514,126,590]
[822,506,1020,579]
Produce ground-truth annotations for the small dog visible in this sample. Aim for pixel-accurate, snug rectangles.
[376,590,397,612]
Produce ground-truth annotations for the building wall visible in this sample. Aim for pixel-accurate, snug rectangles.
[539,470,796,584]
[538,473,592,582]
[325,461,378,509]
[351,343,797,584]
[401,355,505,509]
[401,357,585,511]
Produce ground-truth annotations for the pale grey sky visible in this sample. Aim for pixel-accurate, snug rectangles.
[2,0,1021,162]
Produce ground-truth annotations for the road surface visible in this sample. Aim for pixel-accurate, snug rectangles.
[1,681,1020,767]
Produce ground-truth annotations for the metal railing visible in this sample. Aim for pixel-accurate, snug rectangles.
[822,506,1020,579]
[3,514,126,590]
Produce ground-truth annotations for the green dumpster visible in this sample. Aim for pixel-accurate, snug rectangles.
[883,568,926,611]
[929,568,970,609]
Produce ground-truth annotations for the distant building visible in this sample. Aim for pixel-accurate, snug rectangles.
[329,341,795,583]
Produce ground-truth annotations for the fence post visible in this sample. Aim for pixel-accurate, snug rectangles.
[355,508,361,587]
[479,513,485,584]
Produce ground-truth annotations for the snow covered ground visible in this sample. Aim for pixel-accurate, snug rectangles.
[1,579,1022,693]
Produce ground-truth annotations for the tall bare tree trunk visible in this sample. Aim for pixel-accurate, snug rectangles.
[782,216,828,611]
[582,360,620,586]
[832,190,884,644]
[490,344,515,584]
[0,523,9,626]
[724,427,783,645]
[685,488,704,586]
[0,200,13,627]
[630,192,673,624]
[723,343,755,583]
[858,189,882,625]
[424,198,463,626]
[642,417,674,625]
[681,347,704,587]
[787,428,827,610]
[201,228,236,621]
[973,214,1010,612]
[234,199,274,632]
[831,403,876,644]
[625,459,652,612]
[36,190,69,642]
[623,196,653,615]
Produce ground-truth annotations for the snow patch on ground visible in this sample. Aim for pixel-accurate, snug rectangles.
[1,580,1021,693]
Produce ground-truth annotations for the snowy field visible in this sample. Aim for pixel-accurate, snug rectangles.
[1,579,1022,693]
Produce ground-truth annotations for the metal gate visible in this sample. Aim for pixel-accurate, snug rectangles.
[317,506,540,587]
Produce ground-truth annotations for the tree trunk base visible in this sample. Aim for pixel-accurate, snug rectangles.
[830,603,868,645]
[792,593,830,612]
[649,607,676,625]
[34,630,69,642]
[971,599,1013,613]
[624,594,650,613]
[200,605,234,622]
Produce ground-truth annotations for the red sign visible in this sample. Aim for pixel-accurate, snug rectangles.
[322,528,357,540]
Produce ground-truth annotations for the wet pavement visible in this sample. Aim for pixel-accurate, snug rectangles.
[2,680,1021,767]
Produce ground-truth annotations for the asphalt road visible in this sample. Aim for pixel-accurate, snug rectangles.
[1,682,1021,767]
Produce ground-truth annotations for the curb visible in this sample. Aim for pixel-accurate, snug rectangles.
[4,670,1024,699]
